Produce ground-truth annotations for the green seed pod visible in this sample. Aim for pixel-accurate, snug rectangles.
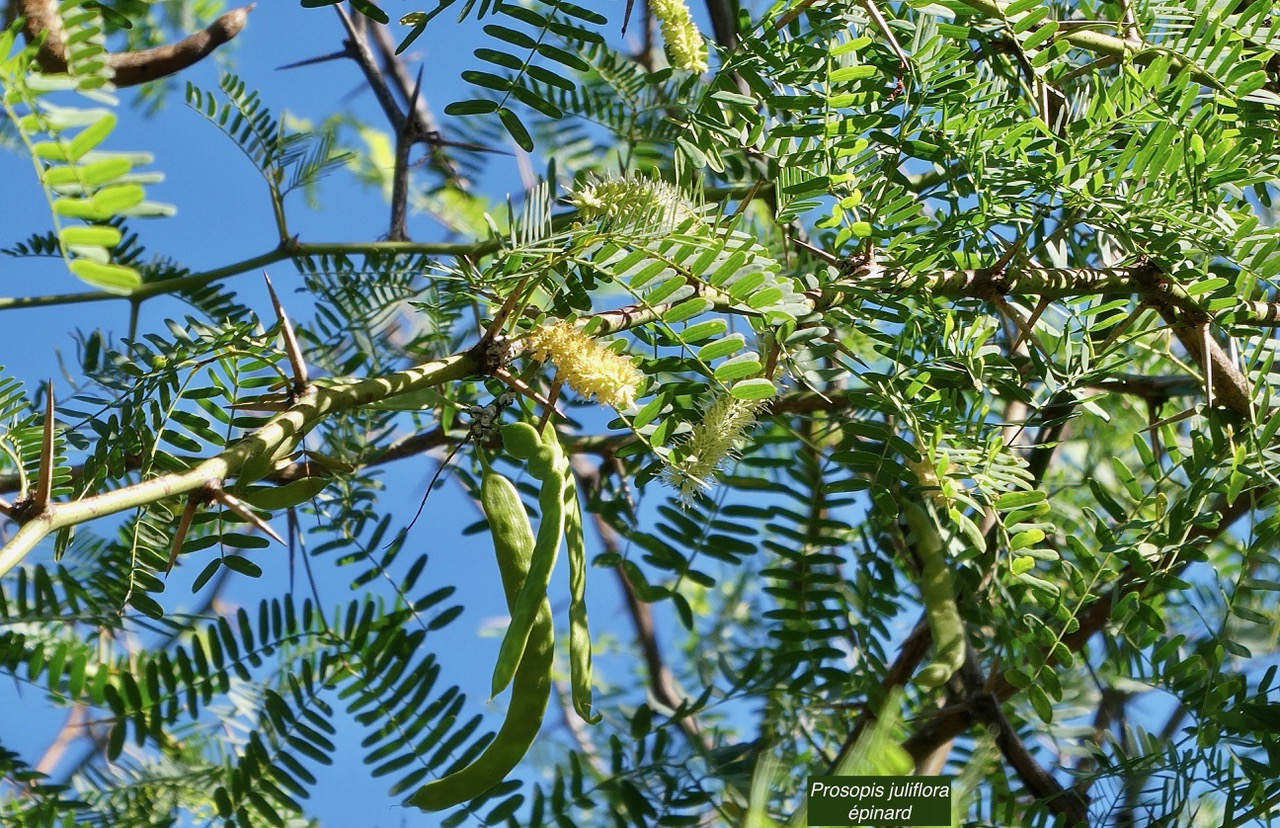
[525,445,557,481]
[564,471,600,723]
[903,501,966,689]
[490,424,568,697]
[500,421,542,461]
[406,470,553,811]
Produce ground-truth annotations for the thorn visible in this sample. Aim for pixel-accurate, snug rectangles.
[991,208,1046,274]
[0,497,15,519]
[208,484,286,547]
[34,381,55,510]
[338,80,371,107]
[413,136,514,156]
[263,272,310,392]
[994,296,1048,358]
[406,66,425,136]
[494,367,555,408]
[536,382,564,434]
[230,397,292,412]
[166,497,200,576]
[276,48,354,71]
[1142,406,1199,432]
[1010,296,1052,354]
[730,179,765,219]
[482,274,531,348]
[790,236,842,267]
[1097,302,1147,354]
[301,449,356,474]
[774,0,821,31]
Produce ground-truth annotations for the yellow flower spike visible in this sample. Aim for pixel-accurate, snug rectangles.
[650,0,709,73]
[569,175,699,229]
[525,322,644,410]
[664,394,764,503]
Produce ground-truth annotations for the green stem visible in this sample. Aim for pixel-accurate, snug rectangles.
[269,187,290,243]
[0,349,481,579]
[0,239,504,311]
[953,0,1221,88]
[0,179,781,313]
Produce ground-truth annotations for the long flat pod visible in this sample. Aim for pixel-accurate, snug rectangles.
[902,500,966,689]
[490,422,567,697]
[406,470,553,810]
[563,467,600,722]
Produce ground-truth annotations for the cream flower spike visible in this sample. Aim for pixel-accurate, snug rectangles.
[651,0,709,73]
[664,394,765,504]
[525,322,644,410]
[569,175,699,230]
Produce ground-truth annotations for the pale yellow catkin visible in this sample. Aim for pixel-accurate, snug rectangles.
[526,323,643,410]
[651,0,708,73]
[664,394,764,503]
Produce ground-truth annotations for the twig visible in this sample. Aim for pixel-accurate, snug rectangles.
[704,0,740,50]
[826,620,934,773]
[333,5,408,135]
[387,67,423,241]
[963,653,1091,825]
[573,456,707,747]
[34,705,88,776]
[0,349,480,579]
[389,134,413,240]
[21,1,254,87]
[365,21,468,186]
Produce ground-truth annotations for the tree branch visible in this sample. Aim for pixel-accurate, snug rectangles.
[1,370,1205,500]
[949,0,1215,88]
[0,349,481,579]
[900,488,1260,764]
[962,654,1091,826]
[703,0,739,51]
[365,21,467,188]
[21,1,253,87]
[0,239,501,311]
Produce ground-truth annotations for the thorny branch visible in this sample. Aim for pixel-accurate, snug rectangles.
[327,7,472,237]
[0,368,1208,500]
[364,20,467,187]
[961,653,1091,826]
[0,349,480,579]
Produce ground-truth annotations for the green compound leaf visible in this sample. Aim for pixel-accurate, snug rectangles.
[730,378,776,400]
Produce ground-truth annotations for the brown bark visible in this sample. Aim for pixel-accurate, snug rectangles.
[20,0,253,87]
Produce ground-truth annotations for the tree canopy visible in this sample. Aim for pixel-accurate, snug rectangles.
[1,0,1280,826]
